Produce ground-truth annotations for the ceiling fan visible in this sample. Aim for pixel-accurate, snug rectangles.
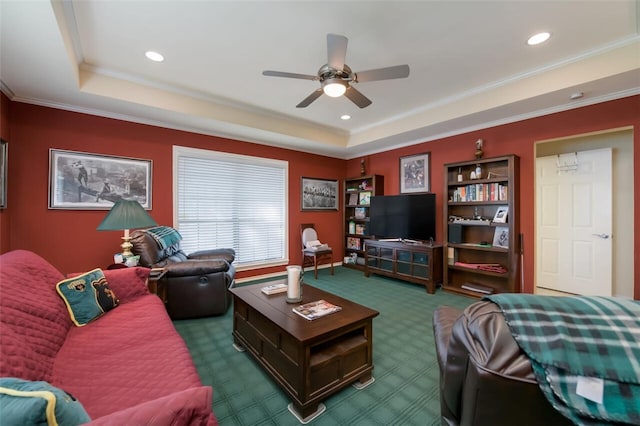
[262,34,410,109]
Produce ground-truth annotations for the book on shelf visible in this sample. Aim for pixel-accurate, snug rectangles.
[348,193,358,205]
[461,282,495,295]
[359,191,371,205]
[451,183,508,202]
[447,247,458,265]
[261,283,288,295]
[355,224,366,235]
[293,299,342,320]
[487,171,507,179]
[454,261,507,273]
[354,207,366,219]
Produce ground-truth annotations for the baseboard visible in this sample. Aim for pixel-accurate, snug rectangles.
[236,262,341,284]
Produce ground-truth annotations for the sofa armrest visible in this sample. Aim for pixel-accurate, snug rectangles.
[86,386,216,426]
[66,267,150,304]
[164,260,230,277]
[188,248,235,264]
[433,306,462,372]
[440,301,551,426]
[433,306,463,425]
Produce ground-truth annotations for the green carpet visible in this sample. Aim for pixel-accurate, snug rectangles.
[173,266,473,425]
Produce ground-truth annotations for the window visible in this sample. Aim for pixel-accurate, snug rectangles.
[174,146,288,270]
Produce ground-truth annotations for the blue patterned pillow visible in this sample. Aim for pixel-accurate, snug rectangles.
[56,268,119,326]
[0,377,90,425]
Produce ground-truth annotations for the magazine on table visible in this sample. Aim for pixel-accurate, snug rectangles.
[293,299,342,320]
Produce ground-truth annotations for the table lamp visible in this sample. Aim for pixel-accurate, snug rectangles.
[97,199,157,257]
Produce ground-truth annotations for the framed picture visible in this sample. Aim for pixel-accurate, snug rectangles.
[400,152,430,193]
[358,191,371,206]
[493,226,509,249]
[49,149,152,210]
[301,177,338,211]
[0,139,7,209]
[492,206,509,223]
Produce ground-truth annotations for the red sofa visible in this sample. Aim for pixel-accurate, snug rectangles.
[0,250,217,424]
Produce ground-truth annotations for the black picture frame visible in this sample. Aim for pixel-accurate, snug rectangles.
[48,149,152,210]
[0,139,7,209]
[301,177,338,211]
[400,152,430,193]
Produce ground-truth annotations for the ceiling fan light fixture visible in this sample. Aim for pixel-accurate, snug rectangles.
[322,78,347,97]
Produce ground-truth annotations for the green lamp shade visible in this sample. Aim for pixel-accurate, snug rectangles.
[97,200,157,231]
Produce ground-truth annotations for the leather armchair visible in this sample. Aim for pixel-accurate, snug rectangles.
[131,229,235,319]
[432,301,572,426]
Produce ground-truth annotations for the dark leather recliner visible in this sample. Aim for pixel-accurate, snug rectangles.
[432,301,572,426]
[131,228,235,320]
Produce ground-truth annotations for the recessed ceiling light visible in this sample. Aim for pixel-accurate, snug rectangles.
[527,32,551,46]
[341,114,351,120]
[145,51,165,62]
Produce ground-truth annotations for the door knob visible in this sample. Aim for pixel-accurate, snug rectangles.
[592,233,610,239]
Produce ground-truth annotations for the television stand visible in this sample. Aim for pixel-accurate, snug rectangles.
[401,238,419,244]
[364,239,443,294]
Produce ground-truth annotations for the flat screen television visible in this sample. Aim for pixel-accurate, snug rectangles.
[369,193,436,242]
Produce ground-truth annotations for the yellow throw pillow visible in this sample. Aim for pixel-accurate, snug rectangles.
[56,268,119,326]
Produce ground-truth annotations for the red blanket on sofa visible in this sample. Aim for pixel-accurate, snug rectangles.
[0,249,217,424]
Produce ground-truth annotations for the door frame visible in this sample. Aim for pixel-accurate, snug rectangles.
[534,127,634,298]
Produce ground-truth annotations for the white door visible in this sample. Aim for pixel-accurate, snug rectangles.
[536,148,612,296]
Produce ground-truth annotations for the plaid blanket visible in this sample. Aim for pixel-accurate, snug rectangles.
[143,226,182,250]
[485,294,640,425]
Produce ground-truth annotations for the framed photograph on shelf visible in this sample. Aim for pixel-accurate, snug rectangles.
[492,206,509,223]
[48,149,152,210]
[0,139,7,209]
[358,191,371,206]
[492,226,509,249]
[400,152,430,193]
[301,177,338,211]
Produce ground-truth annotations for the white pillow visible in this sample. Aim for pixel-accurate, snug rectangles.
[305,240,322,248]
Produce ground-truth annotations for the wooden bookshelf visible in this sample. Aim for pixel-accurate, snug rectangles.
[443,155,520,297]
[343,175,384,270]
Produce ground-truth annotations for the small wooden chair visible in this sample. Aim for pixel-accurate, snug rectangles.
[300,223,334,279]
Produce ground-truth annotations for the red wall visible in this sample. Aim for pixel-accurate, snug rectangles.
[348,96,640,299]
[4,95,639,298]
[4,102,343,278]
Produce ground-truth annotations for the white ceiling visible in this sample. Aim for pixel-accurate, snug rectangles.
[1,1,639,159]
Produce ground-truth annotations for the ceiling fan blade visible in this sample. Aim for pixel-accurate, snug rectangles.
[296,88,324,108]
[327,34,348,71]
[344,85,372,108]
[354,64,410,83]
[263,70,318,81]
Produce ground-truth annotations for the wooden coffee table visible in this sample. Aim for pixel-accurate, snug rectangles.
[229,280,379,423]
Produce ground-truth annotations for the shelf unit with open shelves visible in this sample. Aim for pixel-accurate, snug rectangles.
[443,155,520,297]
[343,175,384,270]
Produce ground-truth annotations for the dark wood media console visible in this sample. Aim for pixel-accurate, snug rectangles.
[364,239,443,294]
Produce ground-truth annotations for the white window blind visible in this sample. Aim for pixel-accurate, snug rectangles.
[174,146,288,269]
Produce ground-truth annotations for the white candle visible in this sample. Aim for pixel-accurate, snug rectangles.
[287,266,301,299]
